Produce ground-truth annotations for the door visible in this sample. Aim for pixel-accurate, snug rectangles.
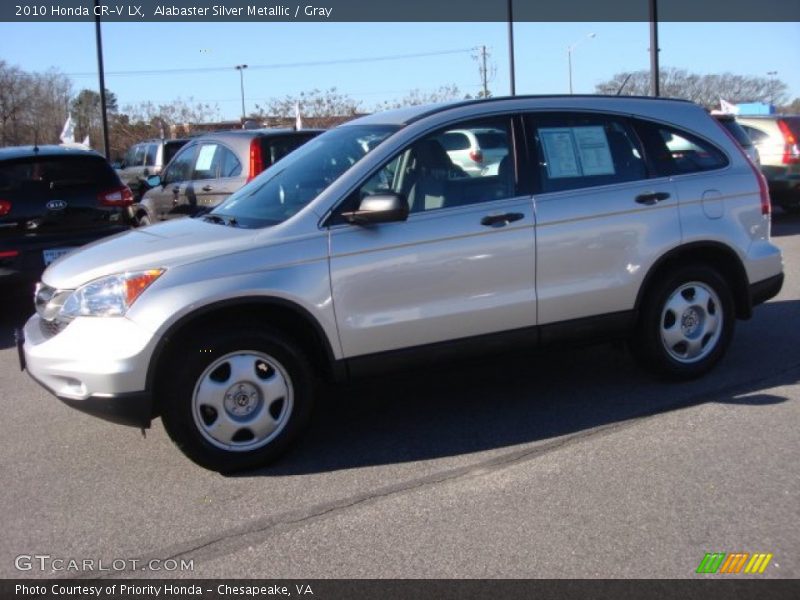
[145,142,196,221]
[525,112,679,326]
[328,116,538,358]
[190,142,244,211]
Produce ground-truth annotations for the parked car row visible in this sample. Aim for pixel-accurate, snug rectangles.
[19,95,783,471]
[0,128,323,284]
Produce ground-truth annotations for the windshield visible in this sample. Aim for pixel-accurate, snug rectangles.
[209,124,399,228]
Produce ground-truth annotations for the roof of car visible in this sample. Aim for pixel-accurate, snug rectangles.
[348,94,696,127]
[195,128,324,141]
[0,145,105,161]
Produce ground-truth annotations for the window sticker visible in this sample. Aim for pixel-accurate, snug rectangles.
[539,126,616,178]
[573,126,615,176]
[195,144,218,172]
[539,128,581,178]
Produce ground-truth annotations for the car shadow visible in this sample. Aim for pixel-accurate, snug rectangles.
[0,284,35,351]
[238,298,800,477]
[771,206,800,237]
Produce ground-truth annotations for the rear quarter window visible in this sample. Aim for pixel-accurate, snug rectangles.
[635,120,729,177]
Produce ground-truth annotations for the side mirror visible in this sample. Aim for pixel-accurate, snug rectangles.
[146,175,162,188]
[342,193,409,225]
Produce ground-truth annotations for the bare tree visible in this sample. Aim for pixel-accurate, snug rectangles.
[596,67,789,109]
[253,88,362,128]
[0,62,72,146]
[375,84,463,111]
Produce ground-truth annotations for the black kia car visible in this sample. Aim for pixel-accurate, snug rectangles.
[0,145,134,287]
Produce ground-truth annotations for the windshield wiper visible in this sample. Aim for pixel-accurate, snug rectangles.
[204,213,240,227]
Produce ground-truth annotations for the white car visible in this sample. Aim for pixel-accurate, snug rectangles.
[437,128,509,176]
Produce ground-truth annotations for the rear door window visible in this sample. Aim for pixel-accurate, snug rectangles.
[219,146,242,178]
[192,143,221,180]
[526,113,647,193]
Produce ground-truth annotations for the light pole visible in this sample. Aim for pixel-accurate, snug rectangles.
[767,71,778,106]
[567,33,596,94]
[235,64,248,121]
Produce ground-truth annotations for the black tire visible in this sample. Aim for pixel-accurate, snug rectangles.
[159,326,314,472]
[137,213,151,227]
[632,265,735,380]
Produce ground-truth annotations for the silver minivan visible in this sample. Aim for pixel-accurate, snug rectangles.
[20,96,784,471]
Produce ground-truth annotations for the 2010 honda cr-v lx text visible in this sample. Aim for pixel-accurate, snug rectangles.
[19,96,784,471]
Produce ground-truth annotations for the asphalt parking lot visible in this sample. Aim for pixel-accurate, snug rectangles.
[0,213,798,580]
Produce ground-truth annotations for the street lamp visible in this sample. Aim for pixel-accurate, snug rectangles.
[235,64,248,120]
[767,71,778,106]
[567,33,596,94]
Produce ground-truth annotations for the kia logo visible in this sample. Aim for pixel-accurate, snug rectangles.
[46,200,67,210]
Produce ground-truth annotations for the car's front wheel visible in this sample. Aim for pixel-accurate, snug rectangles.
[159,327,314,471]
[633,265,735,380]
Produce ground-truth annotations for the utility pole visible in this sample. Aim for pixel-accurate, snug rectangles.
[472,45,495,98]
[507,0,515,96]
[94,0,110,159]
[649,0,660,97]
[480,45,489,98]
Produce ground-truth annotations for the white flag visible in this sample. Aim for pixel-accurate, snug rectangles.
[719,98,739,115]
[59,115,75,144]
[294,102,303,130]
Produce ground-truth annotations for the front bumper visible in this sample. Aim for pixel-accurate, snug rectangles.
[20,314,157,428]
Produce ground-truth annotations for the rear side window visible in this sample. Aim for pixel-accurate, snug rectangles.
[527,113,647,193]
[716,118,752,147]
[0,156,118,199]
[219,146,242,178]
[635,121,728,176]
[260,135,315,168]
[439,132,471,151]
[475,131,507,149]
[740,125,769,144]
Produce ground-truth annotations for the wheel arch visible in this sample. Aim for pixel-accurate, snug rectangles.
[146,297,345,417]
[635,242,752,320]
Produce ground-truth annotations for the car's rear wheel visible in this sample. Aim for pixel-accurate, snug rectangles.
[137,213,151,227]
[633,265,735,379]
[159,326,314,472]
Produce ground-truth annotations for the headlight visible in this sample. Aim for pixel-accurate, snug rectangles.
[59,269,165,318]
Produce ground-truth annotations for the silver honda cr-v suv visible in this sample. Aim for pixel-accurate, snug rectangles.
[19,96,784,471]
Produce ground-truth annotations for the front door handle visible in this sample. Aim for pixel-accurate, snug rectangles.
[481,212,524,227]
[201,185,213,192]
[635,191,671,205]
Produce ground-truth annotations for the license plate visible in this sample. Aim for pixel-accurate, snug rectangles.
[42,248,72,266]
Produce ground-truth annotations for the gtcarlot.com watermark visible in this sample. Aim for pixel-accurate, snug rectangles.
[15,553,194,573]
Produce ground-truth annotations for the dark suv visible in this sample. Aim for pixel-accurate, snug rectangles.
[0,145,133,285]
[134,129,321,225]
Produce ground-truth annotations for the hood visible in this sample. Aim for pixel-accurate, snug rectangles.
[43,218,260,289]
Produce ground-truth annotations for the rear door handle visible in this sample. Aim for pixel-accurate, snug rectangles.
[481,212,524,227]
[635,191,670,205]
[201,185,213,192]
